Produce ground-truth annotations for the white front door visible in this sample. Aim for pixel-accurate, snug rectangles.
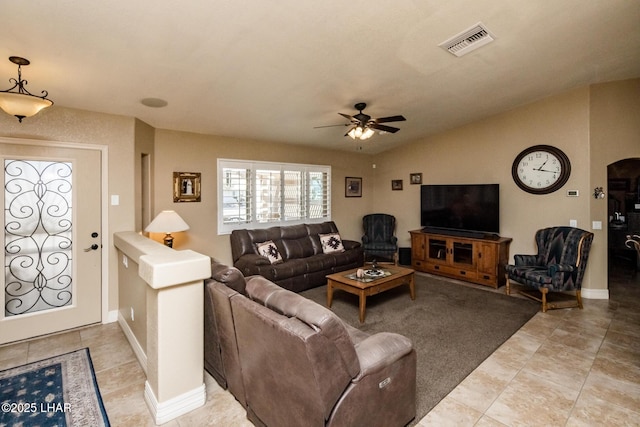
[0,142,102,344]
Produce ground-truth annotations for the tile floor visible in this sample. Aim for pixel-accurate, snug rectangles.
[1,261,638,426]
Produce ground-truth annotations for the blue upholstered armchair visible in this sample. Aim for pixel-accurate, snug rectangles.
[505,226,594,312]
[362,213,398,263]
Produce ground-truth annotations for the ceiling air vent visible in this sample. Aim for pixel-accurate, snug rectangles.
[439,22,495,57]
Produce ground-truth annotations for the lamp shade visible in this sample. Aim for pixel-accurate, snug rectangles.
[145,210,190,233]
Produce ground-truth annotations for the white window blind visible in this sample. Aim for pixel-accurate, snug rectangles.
[218,159,331,234]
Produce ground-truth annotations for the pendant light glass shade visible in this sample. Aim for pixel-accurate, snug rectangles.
[0,92,53,120]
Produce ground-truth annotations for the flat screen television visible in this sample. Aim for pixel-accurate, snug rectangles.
[420,184,500,236]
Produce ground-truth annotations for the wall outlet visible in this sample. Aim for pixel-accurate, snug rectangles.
[592,221,602,230]
[569,219,577,227]
[122,254,128,268]
[130,307,135,321]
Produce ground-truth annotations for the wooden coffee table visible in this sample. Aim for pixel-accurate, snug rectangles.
[326,266,415,323]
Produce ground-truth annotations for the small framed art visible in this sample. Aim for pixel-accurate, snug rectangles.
[173,172,201,202]
[410,173,422,185]
[392,180,403,190]
[345,177,362,197]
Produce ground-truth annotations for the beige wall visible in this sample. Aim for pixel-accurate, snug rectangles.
[149,79,639,294]
[1,78,636,318]
[150,130,374,264]
[134,119,156,232]
[590,79,640,292]
[117,249,147,352]
[371,87,592,252]
[370,80,640,294]
[0,106,136,314]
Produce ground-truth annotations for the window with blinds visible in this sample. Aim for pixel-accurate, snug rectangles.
[218,159,331,234]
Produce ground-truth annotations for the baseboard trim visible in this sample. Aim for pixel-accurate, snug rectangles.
[144,381,206,424]
[117,312,148,374]
[581,288,609,300]
[105,309,119,324]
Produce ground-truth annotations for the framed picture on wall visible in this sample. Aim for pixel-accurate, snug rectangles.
[410,173,422,185]
[173,172,201,202]
[345,177,362,197]
[392,179,403,190]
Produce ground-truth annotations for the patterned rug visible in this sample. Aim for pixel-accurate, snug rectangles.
[0,348,110,426]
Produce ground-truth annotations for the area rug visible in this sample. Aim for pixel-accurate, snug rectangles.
[0,348,110,426]
[301,273,539,424]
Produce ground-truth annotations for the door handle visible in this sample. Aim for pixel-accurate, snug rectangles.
[84,244,99,252]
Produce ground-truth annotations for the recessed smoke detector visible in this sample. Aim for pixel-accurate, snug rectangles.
[439,22,495,57]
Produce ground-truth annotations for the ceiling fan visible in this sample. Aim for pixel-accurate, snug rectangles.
[315,102,406,140]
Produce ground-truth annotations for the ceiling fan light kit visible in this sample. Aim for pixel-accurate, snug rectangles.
[348,126,375,140]
[317,102,406,142]
[0,56,54,122]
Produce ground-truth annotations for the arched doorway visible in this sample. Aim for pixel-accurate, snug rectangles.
[607,158,640,278]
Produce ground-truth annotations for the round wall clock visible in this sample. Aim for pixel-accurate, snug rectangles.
[511,145,571,194]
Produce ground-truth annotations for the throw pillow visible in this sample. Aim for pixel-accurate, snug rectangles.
[256,240,283,264]
[319,233,345,254]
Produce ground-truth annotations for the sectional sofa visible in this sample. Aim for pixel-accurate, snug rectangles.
[204,260,417,427]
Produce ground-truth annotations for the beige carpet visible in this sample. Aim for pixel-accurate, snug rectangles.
[301,273,539,422]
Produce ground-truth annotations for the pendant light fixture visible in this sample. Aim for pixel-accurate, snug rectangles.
[0,56,54,122]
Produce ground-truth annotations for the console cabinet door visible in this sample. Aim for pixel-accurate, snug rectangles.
[451,240,474,268]
[411,232,426,269]
[426,237,448,263]
[476,242,497,283]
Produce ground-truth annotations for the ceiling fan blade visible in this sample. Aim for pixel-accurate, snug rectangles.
[338,112,356,121]
[369,123,400,133]
[374,115,406,124]
[313,123,349,129]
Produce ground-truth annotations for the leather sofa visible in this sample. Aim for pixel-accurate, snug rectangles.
[204,260,417,427]
[230,221,364,292]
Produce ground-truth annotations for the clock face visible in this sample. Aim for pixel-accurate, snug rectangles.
[512,145,571,194]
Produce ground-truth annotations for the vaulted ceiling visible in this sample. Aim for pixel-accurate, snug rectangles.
[2,1,639,153]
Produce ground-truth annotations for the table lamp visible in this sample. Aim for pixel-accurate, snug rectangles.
[145,210,190,248]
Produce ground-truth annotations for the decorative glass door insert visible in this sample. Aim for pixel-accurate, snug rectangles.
[4,159,73,316]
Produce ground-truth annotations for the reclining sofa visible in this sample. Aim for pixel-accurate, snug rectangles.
[204,260,417,427]
[230,221,364,292]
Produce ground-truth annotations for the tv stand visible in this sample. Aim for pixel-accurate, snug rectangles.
[410,229,512,288]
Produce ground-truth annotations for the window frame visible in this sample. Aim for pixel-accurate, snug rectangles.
[217,158,331,235]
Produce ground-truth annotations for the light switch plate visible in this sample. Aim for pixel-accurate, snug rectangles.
[592,221,602,230]
[569,219,577,227]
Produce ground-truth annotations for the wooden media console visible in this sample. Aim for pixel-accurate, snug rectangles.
[409,230,512,288]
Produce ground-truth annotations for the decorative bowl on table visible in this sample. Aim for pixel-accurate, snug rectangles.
[364,269,384,277]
